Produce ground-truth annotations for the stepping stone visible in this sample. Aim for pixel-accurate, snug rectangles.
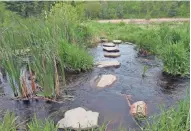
[97,74,117,88]
[100,38,108,42]
[113,40,122,44]
[103,42,115,47]
[57,107,99,130]
[103,46,119,52]
[96,61,120,68]
[104,52,121,58]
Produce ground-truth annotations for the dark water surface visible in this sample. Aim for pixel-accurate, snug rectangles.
[0,44,189,130]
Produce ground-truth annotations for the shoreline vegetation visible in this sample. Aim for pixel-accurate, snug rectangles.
[0,1,189,131]
[0,94,189,131]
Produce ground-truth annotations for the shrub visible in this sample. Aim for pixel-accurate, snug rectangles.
[160,42,189,76]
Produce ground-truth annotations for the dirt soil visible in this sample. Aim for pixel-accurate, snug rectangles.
[97,18,189,24]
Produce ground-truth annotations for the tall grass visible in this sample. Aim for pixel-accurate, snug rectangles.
[0,111,17,131]
[0,3,94,98]
[143,93,190,131]
[88,22,190,76]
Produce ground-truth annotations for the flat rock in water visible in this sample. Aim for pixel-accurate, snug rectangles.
[104,52,121,58]
[103,42,115,47]
[96,61,120,68]
[97,74,117,88]
[103,46,119,52]
[57,107,99,129]
[113,40,122,44]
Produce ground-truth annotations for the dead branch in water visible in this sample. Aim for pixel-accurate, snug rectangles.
[121,94,132,107]
[53,56,60,97]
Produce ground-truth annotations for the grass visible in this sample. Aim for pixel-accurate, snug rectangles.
[0,3,94,98]
[87,22,190,77]
[143,92,190,131]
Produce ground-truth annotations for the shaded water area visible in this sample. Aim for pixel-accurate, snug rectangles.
[0,44,189,130]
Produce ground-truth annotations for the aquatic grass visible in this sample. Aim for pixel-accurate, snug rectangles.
[143,93,190,131]
[0,111,18,131]
[61,42,93,72]
[160,41,189,76]
[28,116,58,131]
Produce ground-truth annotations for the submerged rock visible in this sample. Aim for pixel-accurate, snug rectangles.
[104,52,121,58]
[96,61,120,68]
[57,107,99,130]
[130,101,147,118]
[103,46,119,52]
[103,42,115,47]
[113,40,122,44]
[97,74,117,88]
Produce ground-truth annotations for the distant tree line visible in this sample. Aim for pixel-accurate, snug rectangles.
[82,1,190,19]
[1,1,190,19]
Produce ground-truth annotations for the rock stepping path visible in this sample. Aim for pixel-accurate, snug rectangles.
[96,61,120,68]
[57,39,123,130]
[103,46,119,52]
[102,40,121,58]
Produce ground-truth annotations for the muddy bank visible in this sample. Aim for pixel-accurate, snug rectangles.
[0,44,189,130]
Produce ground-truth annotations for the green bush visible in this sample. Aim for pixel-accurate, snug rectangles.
[61,42,93,72]
[160,42,189,76]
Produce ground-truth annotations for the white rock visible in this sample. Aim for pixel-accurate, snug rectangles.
[103,42,115,47]
[97,74,117,88]
[96,61,120,68]
[104,52,121,58]
[57,107,99,129]
[103,46,119,52]
[113,40,122,44]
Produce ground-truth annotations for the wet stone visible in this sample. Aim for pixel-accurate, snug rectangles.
[103,46,119,52]
[96,61,120,68]
[97,74,117,88]
[104,52,121,58]
[100,38,108,42]
[113,40,122,44]
[57,107,99,130]
[103,42,116,47]
[130,101,147,118]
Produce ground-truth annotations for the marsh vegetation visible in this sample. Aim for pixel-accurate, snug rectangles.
[0,1,189,131]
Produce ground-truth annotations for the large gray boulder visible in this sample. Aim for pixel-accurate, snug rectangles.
[57,107,99,130]
[103,46,119,52]
[97,74,117,88]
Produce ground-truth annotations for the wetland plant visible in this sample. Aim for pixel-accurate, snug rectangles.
[142,66,148,78]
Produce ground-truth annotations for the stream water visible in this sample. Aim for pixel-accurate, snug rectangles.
[0,43,189,130]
